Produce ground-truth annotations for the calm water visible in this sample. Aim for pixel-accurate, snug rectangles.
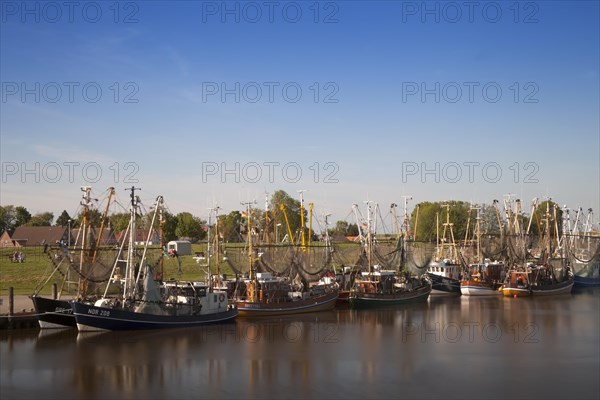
[1,288,599,400]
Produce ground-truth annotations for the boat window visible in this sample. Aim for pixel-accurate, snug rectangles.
[214,294,217,302]
[442,268,445,273]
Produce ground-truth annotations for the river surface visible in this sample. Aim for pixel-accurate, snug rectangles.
[1,288,599,399]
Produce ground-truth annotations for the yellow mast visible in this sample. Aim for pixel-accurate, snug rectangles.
[308,202,313,254]
[298,190,306,248]
[92,187,115,264]
[414,204,420,241]
[280,204,295,246]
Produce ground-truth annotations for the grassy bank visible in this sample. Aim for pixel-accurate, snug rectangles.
[0,244,229,296]
[0,241,365,296]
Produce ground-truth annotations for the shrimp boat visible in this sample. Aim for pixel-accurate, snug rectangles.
[565,208,600,287]
[349,200,432,308]
[503,268,532,297]
[460,206,504,296]
[426,204,463,295]
[72,188,237,331]
[233,196,338,317]
[501,197,535,297]
[528,201,574,296]
[32,187,117,328]
[461,261,505,296]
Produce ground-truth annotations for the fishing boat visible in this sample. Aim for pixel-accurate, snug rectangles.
[565,208,600,287]
[461,261,504,296]
[32,187,117,328]
[460,206,504,296]
[72,188,237,331]
[527,201,574,296]
[349,200,432,308]
[233,197,339,317]
[426,204,463,295]
[571,259,600,287]
[502,197,534,297]
[503,268,532,297]
[529,263,574,295]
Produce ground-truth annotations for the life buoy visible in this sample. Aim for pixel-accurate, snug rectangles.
[219,293,225,302]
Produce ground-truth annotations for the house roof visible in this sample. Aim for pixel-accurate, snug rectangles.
[0,230,15,248]
[11,226,68,246]
[70,228,118,246]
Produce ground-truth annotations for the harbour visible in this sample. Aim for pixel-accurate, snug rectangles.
[2,288,598,399]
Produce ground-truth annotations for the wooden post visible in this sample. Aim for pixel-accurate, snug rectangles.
[8,287,14,316]
[52,283,58,300]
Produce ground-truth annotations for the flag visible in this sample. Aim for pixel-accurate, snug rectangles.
[241,211,247,218]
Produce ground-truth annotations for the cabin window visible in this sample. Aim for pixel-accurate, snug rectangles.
[214,294,217,302]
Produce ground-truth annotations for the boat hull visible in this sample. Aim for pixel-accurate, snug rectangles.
[531,279,574,296]
[72,302,238,331]
[573,275,600,287]
[460,286,501,296]
[335,290,350,306]
[32,296,76,329]
[460,280,502,296]
[502,286,531,297]
[349,285,431,308]
[236,291,338,317]
[426,273,461,295]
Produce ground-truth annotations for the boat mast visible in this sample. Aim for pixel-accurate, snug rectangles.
[413,204,420,241]
[92,187,115,264]
[241,201,256,280]
[298,190,307,249]
[77,186,93,298]
[402,196,412,240]
[390,203,400,241]
[365,201,373,274]
[308,202,314,255]
[474,206,481,263]
[264,192,269,244]
[211,205,221,288]
[123,186,140,302]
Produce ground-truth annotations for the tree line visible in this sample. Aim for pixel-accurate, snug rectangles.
[0,194,563,244]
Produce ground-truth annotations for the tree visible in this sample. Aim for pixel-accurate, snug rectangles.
[27,212,54,226]
[15,206,31,227]
[161,212,178,242]
[109,213,131,234]
[411,201,471,242]
[218,211,243,242]
[75,209,102,228]
[55,210,72,227]
[531,200,563,238]
[270,190,305,243]
[175,212,205,241]
[328,220,359,237]
[0,205,16,233]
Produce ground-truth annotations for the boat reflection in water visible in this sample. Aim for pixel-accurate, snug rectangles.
[1,288,598,399]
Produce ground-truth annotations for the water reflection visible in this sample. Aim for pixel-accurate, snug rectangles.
[1,289,598,399]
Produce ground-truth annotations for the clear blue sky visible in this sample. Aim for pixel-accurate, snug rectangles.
[1,1,598,226]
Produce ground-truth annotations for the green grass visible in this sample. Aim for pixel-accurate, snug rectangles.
[0,242,364,295]
[0,244,241,295]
